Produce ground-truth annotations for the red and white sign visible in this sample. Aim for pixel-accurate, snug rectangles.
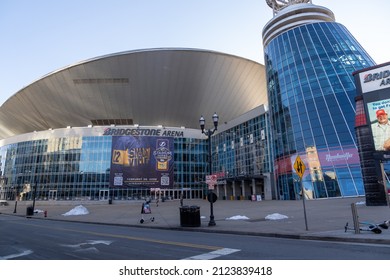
[206,175,217,184]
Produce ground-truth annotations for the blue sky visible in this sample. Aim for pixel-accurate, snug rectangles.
[1,0,389,105]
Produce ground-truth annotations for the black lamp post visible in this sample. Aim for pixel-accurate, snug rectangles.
[199,112,219,226]
[12,186,17,213]
[32,183,37,215]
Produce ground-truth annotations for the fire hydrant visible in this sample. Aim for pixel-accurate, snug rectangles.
[44,210,47,217]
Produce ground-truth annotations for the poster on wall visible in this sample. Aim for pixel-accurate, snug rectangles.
[110,136,174,188]
[367,98,390,152]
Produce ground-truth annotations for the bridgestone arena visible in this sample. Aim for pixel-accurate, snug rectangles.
[0,48,272,202]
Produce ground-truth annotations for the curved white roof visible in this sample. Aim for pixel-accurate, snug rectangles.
[0,48,267,139]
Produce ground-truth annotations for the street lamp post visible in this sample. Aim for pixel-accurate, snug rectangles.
[12,186,17,213]
[32,183,37,215]
[199,112,219,227]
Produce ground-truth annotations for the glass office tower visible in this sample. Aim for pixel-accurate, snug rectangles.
[263,1,376,199]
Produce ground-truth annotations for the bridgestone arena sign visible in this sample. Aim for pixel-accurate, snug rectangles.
[103,128,184,138]
[359,64,390,93]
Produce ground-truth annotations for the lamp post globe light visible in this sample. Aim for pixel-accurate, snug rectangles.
[199,112,219,226]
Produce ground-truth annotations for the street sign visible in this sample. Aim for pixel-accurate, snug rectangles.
[293,155,306,179]
[207,192,218,203]
[293,155,309,231]
[206,175,217,184]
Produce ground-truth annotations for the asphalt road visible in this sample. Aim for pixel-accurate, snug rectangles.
[1,215,390,260]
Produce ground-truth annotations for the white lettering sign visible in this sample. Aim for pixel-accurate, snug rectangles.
[359,64,390,93]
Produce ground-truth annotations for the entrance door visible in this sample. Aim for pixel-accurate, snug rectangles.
[48,190,57,200]
[99,189,109,200]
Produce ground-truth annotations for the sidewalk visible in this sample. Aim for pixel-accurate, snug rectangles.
[1,197,390,244]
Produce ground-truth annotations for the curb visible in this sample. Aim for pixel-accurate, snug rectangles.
[4,212,390,246]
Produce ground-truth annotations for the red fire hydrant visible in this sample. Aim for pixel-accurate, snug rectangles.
[44,210,47,218]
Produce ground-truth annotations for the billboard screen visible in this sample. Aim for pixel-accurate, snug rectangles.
[367,98,390,152]
[356,63,390,156]
[109,136,174,188]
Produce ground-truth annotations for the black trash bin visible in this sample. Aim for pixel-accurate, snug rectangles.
[108,198,112,204]
[180,205,200,227]
[26,206,34,216]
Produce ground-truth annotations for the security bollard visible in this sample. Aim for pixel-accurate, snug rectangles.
[351,203,360,234]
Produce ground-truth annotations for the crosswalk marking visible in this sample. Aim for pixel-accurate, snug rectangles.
[183,248,240,260]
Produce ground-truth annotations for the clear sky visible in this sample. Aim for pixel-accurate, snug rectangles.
[1,0,389,105]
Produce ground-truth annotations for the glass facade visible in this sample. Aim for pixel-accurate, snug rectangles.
[173,137,208,194]
[0,135,209,201]
[213,114,271,179]
[211,112,273,200]
[0,112,272,202]
[265,21,376,199]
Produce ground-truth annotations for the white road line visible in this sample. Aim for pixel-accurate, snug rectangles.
[60,240,113,253]
[0,249,33,260]
[60,240,113,248]
[183,248,241,260]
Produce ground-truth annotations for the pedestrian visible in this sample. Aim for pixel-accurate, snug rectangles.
[180,193,183,206]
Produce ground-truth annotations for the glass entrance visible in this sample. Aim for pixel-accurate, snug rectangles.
[99,189,109,200]
[48,190,57,200]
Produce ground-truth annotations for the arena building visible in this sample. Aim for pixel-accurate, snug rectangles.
[0,48,272,202]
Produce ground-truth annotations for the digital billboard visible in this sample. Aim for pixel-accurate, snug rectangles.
[356,63,390,157]
[353,62,390,203]
[367,98,390,152]
[109,136,174,188]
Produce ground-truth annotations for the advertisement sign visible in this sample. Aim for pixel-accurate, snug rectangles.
[367,98,390,152]
[355,63,390,155]
[317,147,360,167]
[274,156,293,175]
[110,136,174,188]
[359,64,390,94]
[274,146,360,177]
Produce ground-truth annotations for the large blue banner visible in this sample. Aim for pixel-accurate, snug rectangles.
[110,136,174,188]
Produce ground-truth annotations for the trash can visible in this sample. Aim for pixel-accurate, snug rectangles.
[180,205,200,227]
[26,206,34,216]
[108,198,112,204]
